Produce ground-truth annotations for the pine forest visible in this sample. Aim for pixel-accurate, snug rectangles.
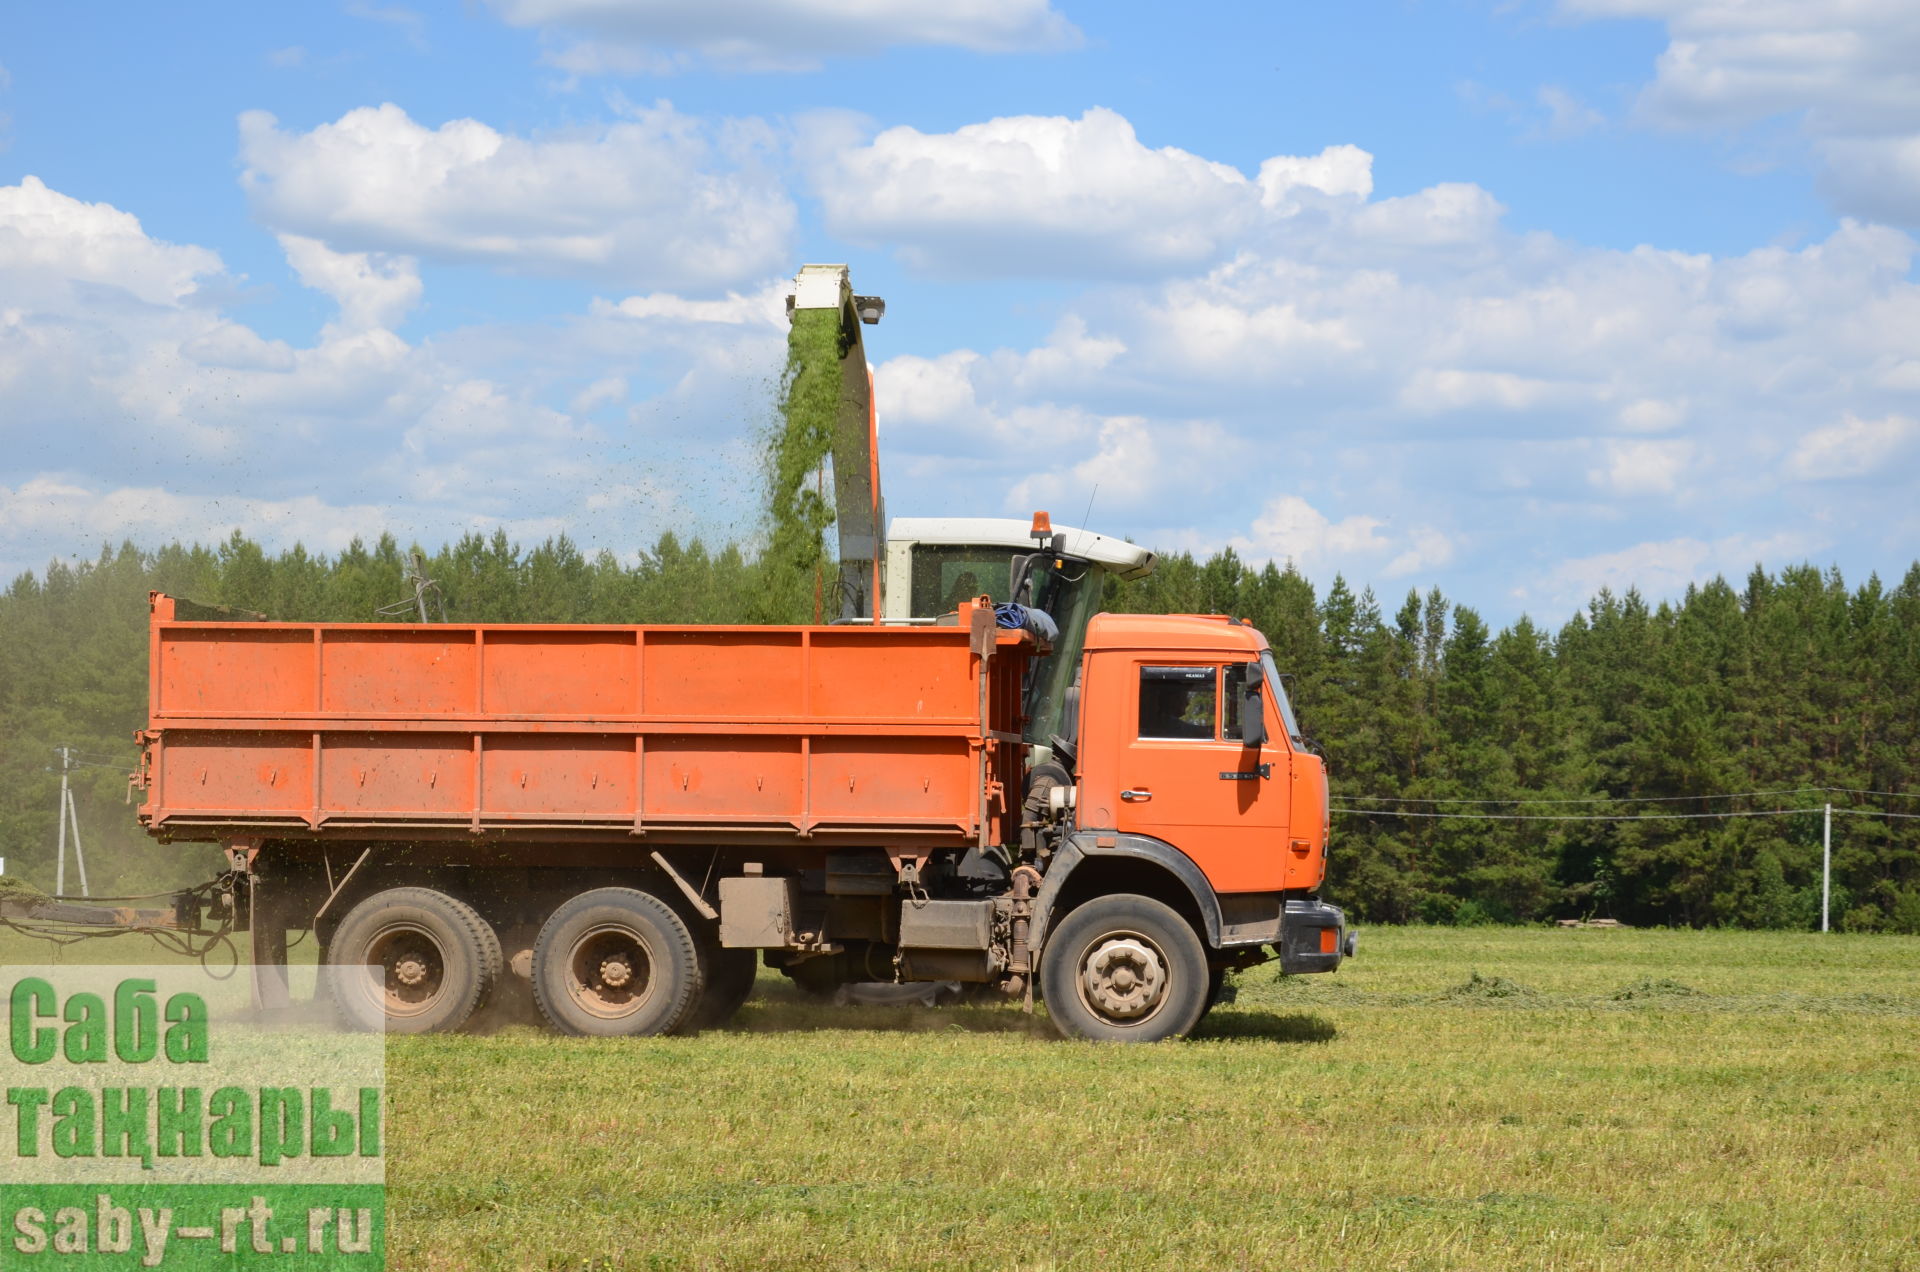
[2,531,1916,932]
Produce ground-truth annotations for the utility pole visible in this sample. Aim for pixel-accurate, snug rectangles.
[53,747,91,898]
[67,781,90,898]
[56,748,67,896]
[1821,801,1832,933]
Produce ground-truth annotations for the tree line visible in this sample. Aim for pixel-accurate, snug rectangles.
[2,531,1916,931]
[1106,551,1920,932]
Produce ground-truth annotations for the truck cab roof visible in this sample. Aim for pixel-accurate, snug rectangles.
[1083,612,1270,655]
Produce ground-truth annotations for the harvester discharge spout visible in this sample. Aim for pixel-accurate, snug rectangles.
[788,264,886,621]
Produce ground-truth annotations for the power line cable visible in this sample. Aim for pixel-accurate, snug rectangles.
[1820,786,1920,802]
[1336,787,1824,807]
[1331,804,1920,824]
[1330,807,1812,823]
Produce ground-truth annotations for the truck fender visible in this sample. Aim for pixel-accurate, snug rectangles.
[1029,831,1224,955]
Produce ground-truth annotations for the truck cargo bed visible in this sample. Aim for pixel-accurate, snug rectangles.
[137,595,1027,849]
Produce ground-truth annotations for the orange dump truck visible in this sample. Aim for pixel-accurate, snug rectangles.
[136,592,1349,1041]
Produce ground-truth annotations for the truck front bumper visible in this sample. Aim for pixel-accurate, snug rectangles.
[1277,898,1354,975]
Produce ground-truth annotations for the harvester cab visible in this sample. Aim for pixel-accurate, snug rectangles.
[786,264,1158,751]
[880,516,1155,750]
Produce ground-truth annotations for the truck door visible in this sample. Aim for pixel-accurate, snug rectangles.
[1105,661,1292,893]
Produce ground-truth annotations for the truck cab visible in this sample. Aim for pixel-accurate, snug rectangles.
[1075,614,1328,895]
[991,612,1348,1040]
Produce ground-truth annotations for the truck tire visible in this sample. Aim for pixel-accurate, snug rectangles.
[1039,894,1209,1042]
[532,888,702,1037]
[327,887,502,1035]
[686,942,758,1031]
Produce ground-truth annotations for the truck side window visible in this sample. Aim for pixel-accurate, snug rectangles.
[1139,666,1217,740]
[1223,663,1249,740]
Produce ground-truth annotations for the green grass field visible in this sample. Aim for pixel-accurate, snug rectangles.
[7,925,1918,1270]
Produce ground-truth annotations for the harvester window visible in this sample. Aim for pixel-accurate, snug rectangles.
[1139,666,1218,740]
[909,546,1014,615]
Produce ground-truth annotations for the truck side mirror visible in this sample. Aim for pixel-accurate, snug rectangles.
[1240,663,1267,749]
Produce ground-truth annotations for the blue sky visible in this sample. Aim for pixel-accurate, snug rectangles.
[1,1,1916,625]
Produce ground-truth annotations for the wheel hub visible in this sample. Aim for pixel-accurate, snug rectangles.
[365,926,448,1018]
[1081,937,1167,1020]
[566,926,656,1019]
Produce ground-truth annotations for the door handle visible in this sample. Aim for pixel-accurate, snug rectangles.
[1218,763,1273,781]
[1120,789,1152,802]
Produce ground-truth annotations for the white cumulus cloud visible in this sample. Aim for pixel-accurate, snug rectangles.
[819,108,1264,277]
[1535,85,1605,139]
[277,234,422,332]
[0,175,222,306]
[842,105,1920,617]
[1590,439,1695,495]
[0,478,396,560]
[596,281,788,326]
[1785,413,1918,480]
[1562,0,1920,225]
[1540,529,1825,612]
[1008,416,1229,513]
[813,106,1525,281]
[1234,495,1389,568]
[0,175,784,581]
[239,102,794,292]
[1385,526,1457,579]
[1257,144,1375,206]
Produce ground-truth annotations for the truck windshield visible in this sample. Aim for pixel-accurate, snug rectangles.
[1259,649,1305,747]
[1024,557,1103,746]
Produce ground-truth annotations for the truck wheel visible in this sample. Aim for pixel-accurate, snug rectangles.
[687,942,758,1031]
[532,888,702,1037]
[327,887,502,1034]
[1039,894,1209,1042]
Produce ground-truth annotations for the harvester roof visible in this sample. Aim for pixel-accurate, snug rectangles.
[887,517,1157,580]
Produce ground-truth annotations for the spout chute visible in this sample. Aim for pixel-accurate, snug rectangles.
[788,264,885,621]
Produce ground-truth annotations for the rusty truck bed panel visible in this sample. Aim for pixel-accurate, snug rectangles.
[139,595,1027,846]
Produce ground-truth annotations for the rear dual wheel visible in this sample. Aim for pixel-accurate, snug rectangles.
[327,883,749,1037]
[532,888,704,1037]
[327,887,503,1034]
[687,941,758,1031]
[657,891,759,1032]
